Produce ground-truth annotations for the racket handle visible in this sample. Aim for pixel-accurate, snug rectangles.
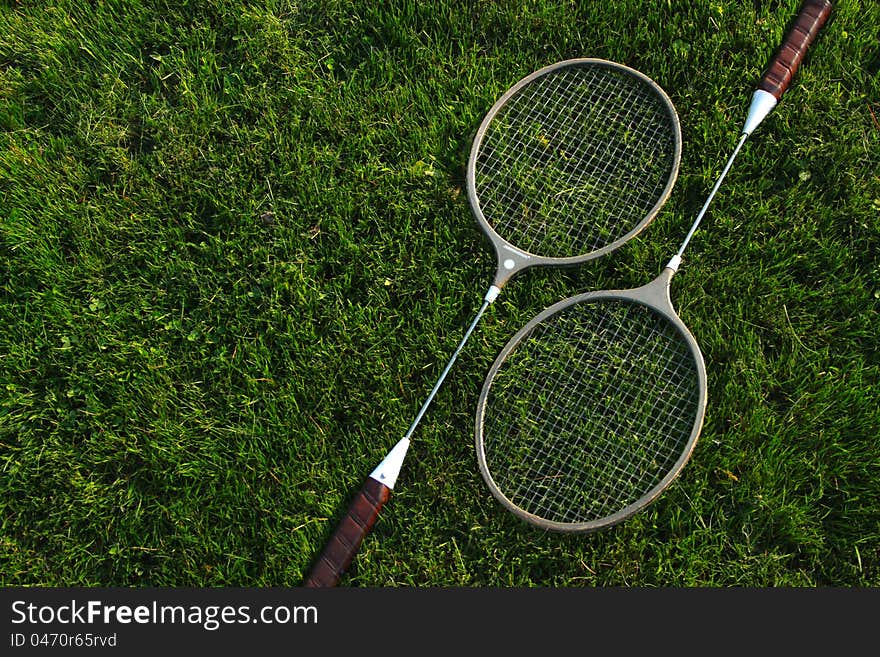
[758,0,832,101]
[303,477,391,587]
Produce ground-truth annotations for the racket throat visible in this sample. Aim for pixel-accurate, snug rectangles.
[491,244,532,289]
[630,266,677,314]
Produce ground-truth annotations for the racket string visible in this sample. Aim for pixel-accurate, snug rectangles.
[481,300,701,525]
[475,65,678,258]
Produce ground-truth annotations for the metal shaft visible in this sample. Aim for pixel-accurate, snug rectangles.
[674,132,749,263]
[402,296,492,441]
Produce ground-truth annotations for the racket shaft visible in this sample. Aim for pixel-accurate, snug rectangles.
[304,297,492,586]
[303,477,391,587]
[683,0,831,255]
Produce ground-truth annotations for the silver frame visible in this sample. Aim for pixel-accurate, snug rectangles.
[475,267,708,533]
[465,58,682,289]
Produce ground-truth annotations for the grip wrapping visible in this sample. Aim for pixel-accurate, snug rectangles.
[303,477,391,588]
[758,0,832,100]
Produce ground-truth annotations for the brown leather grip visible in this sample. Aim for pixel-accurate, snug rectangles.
[303,477,391,587]
[758,0,832,100]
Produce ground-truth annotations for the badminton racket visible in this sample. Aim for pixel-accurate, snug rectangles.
[475,0,832,533]
[304,59,682,586]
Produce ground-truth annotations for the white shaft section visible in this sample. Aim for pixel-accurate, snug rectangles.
[369,291,496,489]
[369,437,410,489]
[743,90,778,137]
[665,253,683,273]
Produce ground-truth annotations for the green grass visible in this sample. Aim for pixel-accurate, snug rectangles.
[1,0,878,587]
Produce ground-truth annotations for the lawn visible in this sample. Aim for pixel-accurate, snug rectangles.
[1,0,878,587]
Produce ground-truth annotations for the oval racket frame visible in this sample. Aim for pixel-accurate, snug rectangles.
[466,58,683,289]
[475,269,707,533]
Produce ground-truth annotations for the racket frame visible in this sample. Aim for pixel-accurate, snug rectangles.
[466,58,682,291]
[475,265,707,532]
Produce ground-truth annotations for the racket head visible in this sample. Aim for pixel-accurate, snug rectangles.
[475,270,707,532]
[467,59,682,288]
